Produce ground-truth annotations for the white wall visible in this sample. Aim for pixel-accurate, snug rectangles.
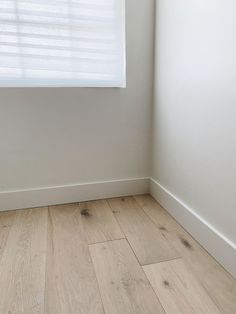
[152,0,236,275]
[0,0,154,195]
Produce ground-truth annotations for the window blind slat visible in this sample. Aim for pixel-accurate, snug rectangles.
[0,42,116,55]
[0,9,114,23]
[0,30,115,44]
[0,19,115,30]
[0,0,114,12]
[0,0,126,87]
[0,63,116,75]
[0,51,116,63]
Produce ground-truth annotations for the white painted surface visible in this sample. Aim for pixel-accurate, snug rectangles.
[0,0,154,194]
[152,0,236,255]
[0,178,149,211]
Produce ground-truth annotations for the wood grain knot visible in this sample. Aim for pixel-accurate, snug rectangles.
[80,209,91,217]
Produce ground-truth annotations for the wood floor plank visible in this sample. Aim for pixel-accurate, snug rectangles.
[144,259,221,313]
[108,197,179,265]
[0,207,48,314]
[79,199,124,244]
[45,203,104,314]
[135,194,236,314]
[90,239,165,314]
[0,210,17,262]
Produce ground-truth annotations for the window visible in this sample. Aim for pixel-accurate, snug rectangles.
[0,0,126,87]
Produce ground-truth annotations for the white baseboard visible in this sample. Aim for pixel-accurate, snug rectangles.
[0,178,149,211]
[150,178,236,279]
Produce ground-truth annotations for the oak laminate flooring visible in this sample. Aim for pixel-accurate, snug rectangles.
[90,239,165,314]
[135,194,236,314]
[79,199,124,244]
[108,196,179,265]
[0,210,16,261]
[45,203,104,314]
[144,259,221,313]
[0,196,234,314]
[0,207,48,314]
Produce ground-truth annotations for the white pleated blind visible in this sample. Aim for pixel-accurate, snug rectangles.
[0,0,126,87]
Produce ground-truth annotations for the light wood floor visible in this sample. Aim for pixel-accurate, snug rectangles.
[0,195,235,314]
